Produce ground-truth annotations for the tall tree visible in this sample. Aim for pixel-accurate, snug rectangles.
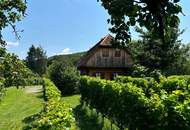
[164,43,190,75]
[128,26,190,75]
[26,45,47,76]
[0,0,26,45]
[26,45,36,71]
[98,0,183,45]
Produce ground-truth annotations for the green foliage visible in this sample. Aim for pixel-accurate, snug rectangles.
[24,76,44,86]
[35,78,76,130]
[129,64,149,77]
[43,78,61,100]
[48,52,86,67]
[98,0,182,44]
[128,27,189,74]
[1,52,31,87]
[0,47,42,88]
[163,43,190,75]
[0,78,5,101]
[38,99,75,130]
[160,75,190,93]
[0,0,26,45]
[128,64,163,82]
[80,76,190,130]
[115,76,160,97]
[26,45,47,76]
[48,61,80,95]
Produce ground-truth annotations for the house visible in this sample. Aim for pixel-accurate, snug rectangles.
[77,34,133,80]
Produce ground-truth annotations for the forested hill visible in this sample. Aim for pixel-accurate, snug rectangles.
[48,52,86,67]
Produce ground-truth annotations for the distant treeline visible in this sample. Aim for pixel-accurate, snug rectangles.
[48,52,86,67]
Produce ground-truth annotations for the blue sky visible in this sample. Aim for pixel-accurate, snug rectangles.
[2,0,190,59]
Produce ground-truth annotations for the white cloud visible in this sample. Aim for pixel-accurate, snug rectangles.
[6,41,19,47]
[58,48,72,55]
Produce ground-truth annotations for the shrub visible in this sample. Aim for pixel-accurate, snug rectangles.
[0,78,5,101]
[80,76,190,130]
[35,78,76,130]
[24,77,44,86]
[115,76,160,97]
[43,78,61,100]
[160,75,190,93]
[130,64,149,77]
[48,61,80,95]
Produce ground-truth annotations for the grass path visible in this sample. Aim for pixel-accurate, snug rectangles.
[0,87,43,130]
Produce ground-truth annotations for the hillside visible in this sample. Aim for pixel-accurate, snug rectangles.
[48,52,86,67]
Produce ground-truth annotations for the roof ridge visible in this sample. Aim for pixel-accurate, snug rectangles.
[100,34,113,45]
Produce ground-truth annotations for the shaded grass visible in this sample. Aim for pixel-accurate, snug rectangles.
[73,105,119,130]
[62,95,120,130]
[0,87,43,130]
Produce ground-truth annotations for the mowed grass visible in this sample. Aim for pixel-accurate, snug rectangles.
[61,94,81,108]
[0,87,43,130]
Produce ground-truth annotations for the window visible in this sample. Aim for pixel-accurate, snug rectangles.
[95,72,101,77]
[113,72,118,78]
[115,50,121,57]
[102,49,109,57]
[111,72,120,80]
[93,72,105,79]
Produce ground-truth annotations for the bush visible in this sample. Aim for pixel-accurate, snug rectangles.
[129,64,163,82]
[115,76,160,97]
[24,77,44,86]
[0,78,5,101]
[43,78,61,100]
[35,78,76,130]
[48,61,80,95]
[160,75,190,93]
[130,64,149,77]
[80,76,190,130]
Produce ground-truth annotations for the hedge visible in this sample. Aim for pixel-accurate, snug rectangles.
[160,75,190,93]
[80,76,190,130]
[24,77,44,86]
[36,78,76,130]
[0,78,5,101]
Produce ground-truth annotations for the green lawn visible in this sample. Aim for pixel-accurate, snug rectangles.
[0,87,122,130]
[0,87,43,130]
[61,94,81,108]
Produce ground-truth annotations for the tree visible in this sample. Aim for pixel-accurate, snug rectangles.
[128,27,190,75]
[98,0,183,45]
[48,61,80,95]
[0,0,26,45]
[26,45,47,76]
[0,49,32,88]
[164,43,190,75]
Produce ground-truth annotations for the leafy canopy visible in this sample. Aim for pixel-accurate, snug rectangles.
[0,0,26,45]
[0,47,33,87]
[98,0,182,45]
